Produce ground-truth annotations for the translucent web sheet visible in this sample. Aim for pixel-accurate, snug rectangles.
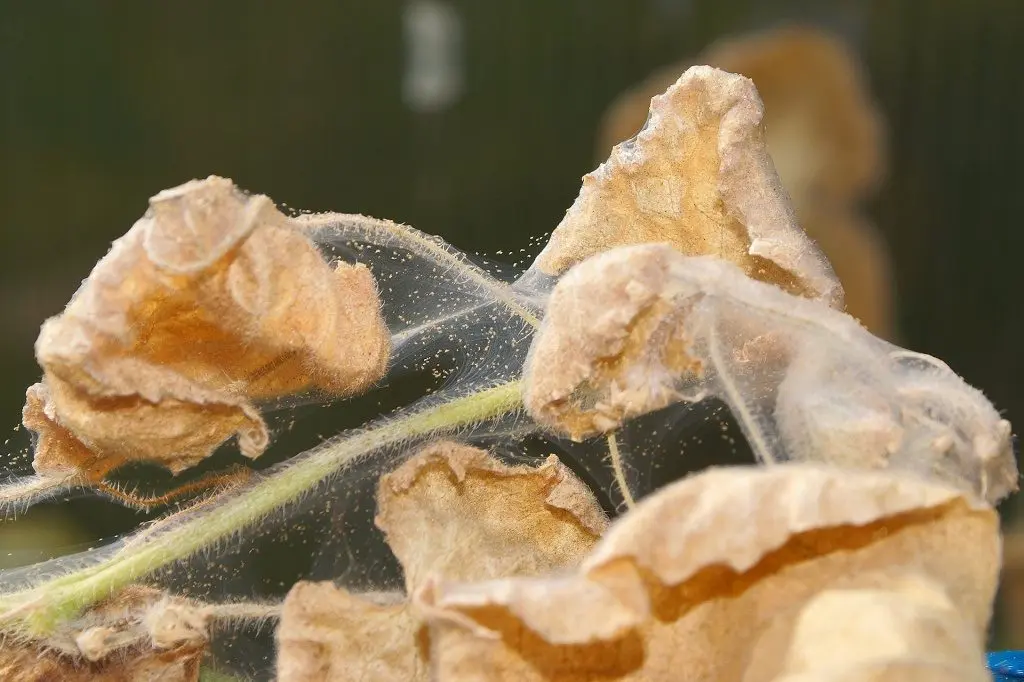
[0,210,640,678]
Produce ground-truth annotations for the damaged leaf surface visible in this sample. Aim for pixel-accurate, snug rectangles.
[276,441,607,682]
[535,65,842,310]
[24,176,390,480]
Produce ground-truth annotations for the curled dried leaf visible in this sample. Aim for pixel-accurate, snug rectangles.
[25,176,390,480]
[276,441,607,682]
[376,440,608,589]
[703,28,893,339]
[523,243,1017,504]
[535,65,842,309]
[595,28,893,338]
[420,464,999,682]
[599,27,885,206]
[524,244,703,441]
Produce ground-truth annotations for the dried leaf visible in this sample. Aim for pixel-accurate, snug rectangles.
[276,441,607,682]
[376,441,608,588]
[0,644,204,682]
[25,176,390,479]
[523,243,1017,505]
[703,28,892,339]
[420,464,999,682]
[524,243,703,441]
[700,26,886,207]
[595,28,893,338]
[599,28,885,207]
[536,65,842,310]
[998,529,1024,647]
[0,586,207,682]
[276,585,420,682]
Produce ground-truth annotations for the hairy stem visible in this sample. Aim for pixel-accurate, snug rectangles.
[606,432,636,510]
[0,380,524,636]
[93,466,252,512]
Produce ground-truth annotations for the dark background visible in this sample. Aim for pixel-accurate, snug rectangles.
[2,0,1023,648]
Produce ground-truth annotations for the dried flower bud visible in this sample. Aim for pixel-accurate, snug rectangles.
[24,176,390,479]
[276,441,607,682]
[419,464,999,682]
[524,243,1017,504]
[536,65,842,309]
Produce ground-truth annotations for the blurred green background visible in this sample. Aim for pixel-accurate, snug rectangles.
[2,0,1023,647]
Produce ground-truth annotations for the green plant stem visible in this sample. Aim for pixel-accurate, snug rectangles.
[0,380,524,637]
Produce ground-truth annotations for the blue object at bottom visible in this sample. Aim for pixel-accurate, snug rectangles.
[989,651,1024,680]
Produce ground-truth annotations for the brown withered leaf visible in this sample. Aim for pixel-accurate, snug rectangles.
[25,176,390,480]
[595,28,894,338]
[999,529,1024,648]
[703,28,893,340]
[0,586,208,682]
[0,644,204,682]
[419,464,999,682]
[376,441,608,588]
[276,441,608,682]
[535,65,842,309]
